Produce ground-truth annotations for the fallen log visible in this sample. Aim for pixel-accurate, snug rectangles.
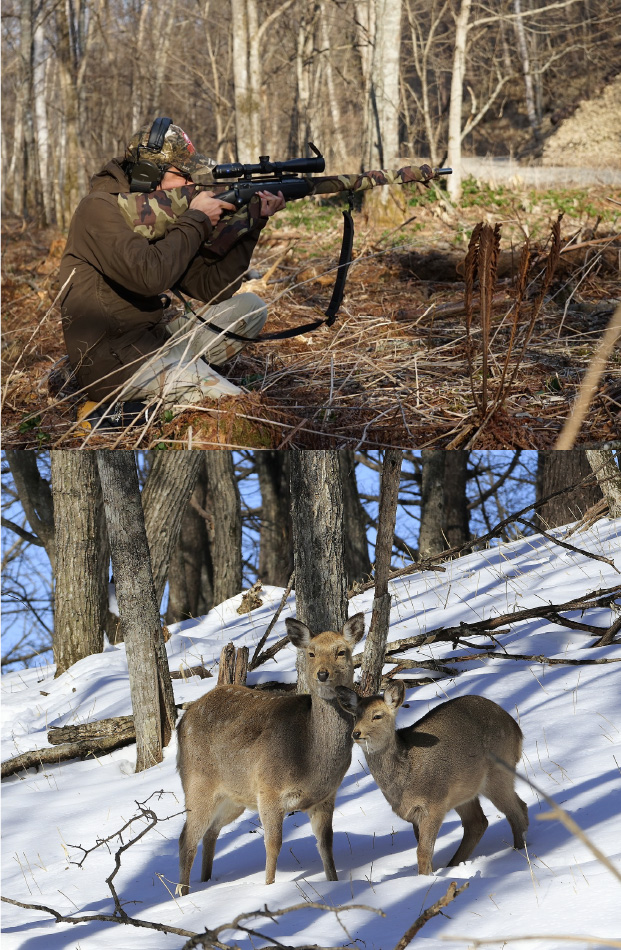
[2,730,136,780]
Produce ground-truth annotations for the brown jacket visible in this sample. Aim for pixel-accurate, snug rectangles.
[59,160,266,401]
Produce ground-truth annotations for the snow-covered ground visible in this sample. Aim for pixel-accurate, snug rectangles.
[2,519,621,950]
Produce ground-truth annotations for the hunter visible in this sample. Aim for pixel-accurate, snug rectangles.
[59,119,285,425]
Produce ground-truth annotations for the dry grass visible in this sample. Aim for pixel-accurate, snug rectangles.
[2,186,620,450]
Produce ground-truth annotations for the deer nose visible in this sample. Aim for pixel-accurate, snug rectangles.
[353,730,362,740]
[317,670,329,682]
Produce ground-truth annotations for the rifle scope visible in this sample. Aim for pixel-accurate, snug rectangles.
[212,142,325,179]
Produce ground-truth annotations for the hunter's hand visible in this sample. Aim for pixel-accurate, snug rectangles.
[257,190,286,217]
[190,191,236,225]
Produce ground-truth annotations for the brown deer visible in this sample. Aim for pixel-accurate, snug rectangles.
[336,682,528,874]
[177,612,365,892]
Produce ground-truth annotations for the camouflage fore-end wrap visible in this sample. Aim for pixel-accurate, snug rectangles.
[117,163,434,244]
[304,163,434,196]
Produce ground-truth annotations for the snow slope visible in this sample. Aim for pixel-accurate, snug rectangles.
[2,519,621,950]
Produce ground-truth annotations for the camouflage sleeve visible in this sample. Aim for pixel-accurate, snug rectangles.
[201,194,267,260]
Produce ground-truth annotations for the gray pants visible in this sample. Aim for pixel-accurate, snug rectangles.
[119,293,267,407]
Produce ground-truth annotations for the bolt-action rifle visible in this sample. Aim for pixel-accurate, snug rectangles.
[117,145,452,339]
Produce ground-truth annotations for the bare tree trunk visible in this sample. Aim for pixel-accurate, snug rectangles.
[164,452,241,623]
[256,451,294,586]
[290,451,347,692]
[419,450,469,557]
[513,0,540,143]
[205,451,243,605]
[165,461,212,624]
[359,449,402,695]
[5,451,56,571]
[585,450,621,517]
[339,450,373,587]
[141,451,204,606]
[96,451,176,773]
[362,0,404,222]
[230,0,262,156]
[443,452,469,548]
[50,452,109,675]
[537,451,602,529]
[447,0,472,201]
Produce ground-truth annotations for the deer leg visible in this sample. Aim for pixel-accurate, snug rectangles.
[486,768,529,849]
[449,797,488,867]
[179,808,208,894]
[415,809,444,875]
[308,795,338,881]
[200,800,245,882]
[258,794,285,885]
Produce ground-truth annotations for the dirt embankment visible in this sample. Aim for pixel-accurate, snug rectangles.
[542,74,621,170]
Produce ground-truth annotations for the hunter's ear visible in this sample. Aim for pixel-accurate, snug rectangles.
[286,617,312,649]
[335,686,360,716]
[342,613,365,646]
[383,680,406,710]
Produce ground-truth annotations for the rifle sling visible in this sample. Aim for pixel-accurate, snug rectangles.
[172,204,354,342]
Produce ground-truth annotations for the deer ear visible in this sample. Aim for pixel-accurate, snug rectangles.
[383,680,406,710]
[285,617,312,648]
[335,686,360,716]
[342,612,365,646]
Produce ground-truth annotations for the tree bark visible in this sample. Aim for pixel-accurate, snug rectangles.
[585,450,621,518]
[359,449,402,695]
[537,451,603,529]
[290,450,347,692]
[204,450,242,605]
[96,451,176,773]
[51,452,109,675]
[419,451,469,558]
[339,450,373,587]
[165,459,212,624]
[5,451,56,571]
[447,0,472,201]
[142,451,204,606]
[256,451,294,586]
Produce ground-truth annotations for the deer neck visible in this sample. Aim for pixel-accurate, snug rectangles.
[365,730,407,790]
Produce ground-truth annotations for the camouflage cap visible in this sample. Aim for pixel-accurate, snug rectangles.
[125,122,216,184]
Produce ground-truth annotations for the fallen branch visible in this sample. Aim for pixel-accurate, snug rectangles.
[357,472,609,593]
[392,881,469,950]
[249,570,295,670]
[435,652,621,666]
[2,732,136,779]
[366,584,621,660]
[181,901,383,950]
[515,518,620,573]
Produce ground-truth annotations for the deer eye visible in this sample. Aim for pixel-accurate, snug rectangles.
[337,650,346,657]
[372,713,383,721]
[308,652,315,657]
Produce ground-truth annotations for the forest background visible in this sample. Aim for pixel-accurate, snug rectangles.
[2,0,620,449]
[3,0,621,223]
[2,447,614,674]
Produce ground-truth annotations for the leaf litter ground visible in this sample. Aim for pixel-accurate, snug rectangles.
[1,183,619,449]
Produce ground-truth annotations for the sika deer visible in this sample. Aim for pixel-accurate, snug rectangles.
[336,682,528,874]
[177,613,365,892]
